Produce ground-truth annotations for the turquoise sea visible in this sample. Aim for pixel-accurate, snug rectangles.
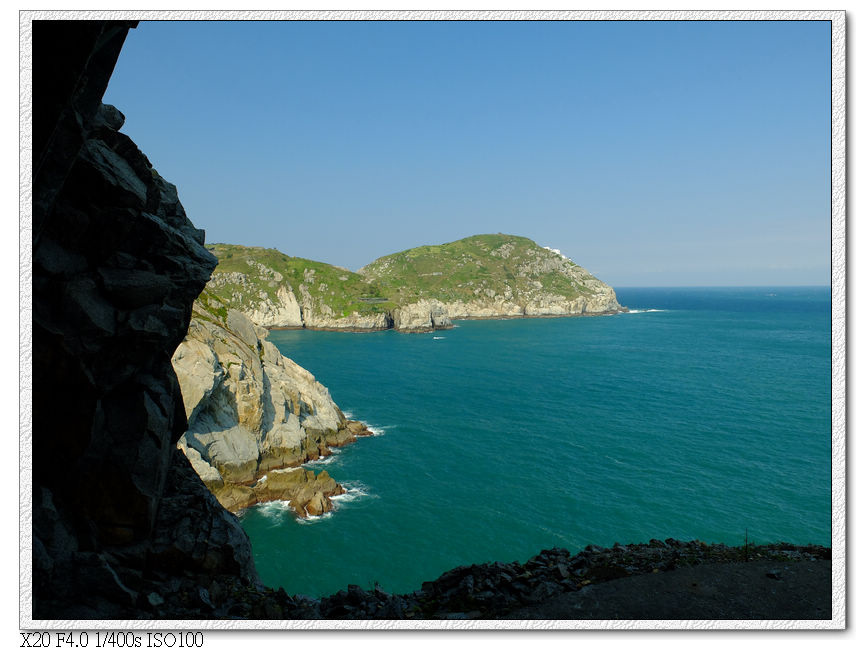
[239,287,832,597]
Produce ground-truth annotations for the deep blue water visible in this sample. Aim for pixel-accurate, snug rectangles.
[239,287,831,597]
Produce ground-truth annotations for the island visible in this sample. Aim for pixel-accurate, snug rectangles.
[202,235,626,334]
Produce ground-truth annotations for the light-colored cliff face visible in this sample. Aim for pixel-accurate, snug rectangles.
[391,299,453,333]
[206,268,395,331]
[201,244,397,332]
[362,235,626,323]
[299,307,393,331]
[171,303,372,515]
[202,236,624,334]
[243,283,303,328]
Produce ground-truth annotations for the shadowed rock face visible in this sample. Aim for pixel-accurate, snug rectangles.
[31,20,258,619]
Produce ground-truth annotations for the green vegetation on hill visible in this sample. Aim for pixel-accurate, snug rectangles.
[358,233,602,305]
[201,235,618,325]
[193,287,230,325]
[205,243,396,318]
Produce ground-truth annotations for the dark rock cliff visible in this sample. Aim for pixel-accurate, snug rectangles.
[31,20,258,619]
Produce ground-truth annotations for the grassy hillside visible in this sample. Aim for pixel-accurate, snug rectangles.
[205,243,396,318]
[358,234,606,305]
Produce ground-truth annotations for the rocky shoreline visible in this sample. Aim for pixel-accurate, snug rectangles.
[204,419,375,517]
[268,325,392,333]
[118,540,831,620]
[172,301,376,516]
[266,307,628,333]
[453,309,627,321]
[202,240,627,334]
[248,300,628,334]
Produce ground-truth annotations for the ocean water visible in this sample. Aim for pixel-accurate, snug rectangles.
[239,287,832,597]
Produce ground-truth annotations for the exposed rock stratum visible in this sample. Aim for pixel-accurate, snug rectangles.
[172,300,372,515]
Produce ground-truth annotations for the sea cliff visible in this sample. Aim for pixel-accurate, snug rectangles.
[172,296,373,515]
[202,236,625,334]
[359,234,624,322]
[204,244,397,331]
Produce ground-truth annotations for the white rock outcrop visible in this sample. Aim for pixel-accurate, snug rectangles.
[300,308,392,331]
[391,299,453,332]
[244,284,303,328]
[204,238,624,334]
[172,304,372,513]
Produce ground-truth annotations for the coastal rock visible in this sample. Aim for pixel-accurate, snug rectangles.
[300,309,392,331]
[203,236,623,334]
[172,301,368,513]
[251,468,344,516]
[149,449,258,578]
[392,299,453,332]
[203,246,395,331]
[32,21,259,619]
[443,298,525,319]
[360,234,627,325]
[244,284,304,328]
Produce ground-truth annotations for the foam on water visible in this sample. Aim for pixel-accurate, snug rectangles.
[295,511,334,525]
[364,424,392,436]
[330,481,373,507]
[256,500,293,514]
[303,449,342,467]
[244,500,295,527]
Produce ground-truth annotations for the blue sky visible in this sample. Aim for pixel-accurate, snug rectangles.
[103,19,831,286]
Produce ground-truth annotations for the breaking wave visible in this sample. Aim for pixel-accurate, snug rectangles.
[303,449,342,467]
[365,424,393,436]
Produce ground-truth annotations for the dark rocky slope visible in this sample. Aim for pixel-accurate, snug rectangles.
[32,21,257,619]
[82,541,830,620]
[29,20,831,622]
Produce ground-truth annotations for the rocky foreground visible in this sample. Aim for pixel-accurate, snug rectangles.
[117,540,831,620]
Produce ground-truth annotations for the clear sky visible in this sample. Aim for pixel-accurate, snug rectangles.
[103,19,831,287]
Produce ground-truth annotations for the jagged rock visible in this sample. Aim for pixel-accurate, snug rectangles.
[249,467,343,515]
[245,284,304,327]
[359,235,627,327]
[203,236,624,334]
[212,484,257,512]
[300,309,393,331]
[346,420,374,437]
[172,304,366,514]
[31,21,258,619]
[392,299,453,332]
[148,450,258,579]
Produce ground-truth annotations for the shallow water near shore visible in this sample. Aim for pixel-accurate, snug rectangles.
[238,287,831,598]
